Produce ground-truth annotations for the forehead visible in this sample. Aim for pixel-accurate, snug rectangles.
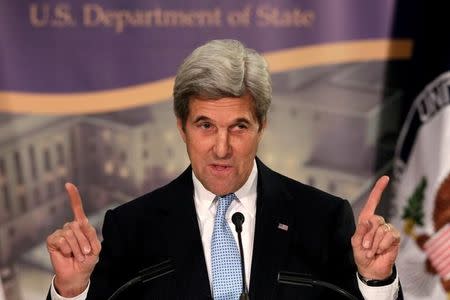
[188,94,257,121]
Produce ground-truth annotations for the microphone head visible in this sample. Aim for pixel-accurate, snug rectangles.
[232,212,245,232]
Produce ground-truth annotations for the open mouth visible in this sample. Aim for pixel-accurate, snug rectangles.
[210,164,232,172]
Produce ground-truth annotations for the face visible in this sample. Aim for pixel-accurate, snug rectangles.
[177,94,266,196]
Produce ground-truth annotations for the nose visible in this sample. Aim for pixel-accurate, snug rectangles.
[213,130,231,159]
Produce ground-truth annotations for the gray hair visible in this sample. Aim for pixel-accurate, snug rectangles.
[173,39,272,128]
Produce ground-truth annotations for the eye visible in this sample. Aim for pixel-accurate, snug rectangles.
[199,122,212,129]
[231,123,248,132]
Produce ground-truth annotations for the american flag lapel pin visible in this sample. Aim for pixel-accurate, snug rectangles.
[278,223,288,231]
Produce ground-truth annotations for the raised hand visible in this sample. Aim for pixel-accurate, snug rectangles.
[46,183,101,297]
[351,176,401,280]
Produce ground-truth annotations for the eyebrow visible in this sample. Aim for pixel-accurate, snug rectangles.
[192,115,211,123]
[192,116,252,125]
[234,118,251,125]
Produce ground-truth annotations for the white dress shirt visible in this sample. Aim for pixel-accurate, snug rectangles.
[51,160,398,299]
[193,159,258,291]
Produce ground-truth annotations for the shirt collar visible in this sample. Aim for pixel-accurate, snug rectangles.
[192,160,258,217]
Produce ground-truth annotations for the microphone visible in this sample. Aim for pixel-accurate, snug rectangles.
[232,212,249,300]
[107,259,174,300]
[277,271,358,300]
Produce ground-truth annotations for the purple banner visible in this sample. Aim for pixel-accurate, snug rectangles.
[0,0,399,92]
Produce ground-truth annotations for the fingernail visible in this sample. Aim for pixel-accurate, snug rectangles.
[84,246,91,254]
[363,240,370,248]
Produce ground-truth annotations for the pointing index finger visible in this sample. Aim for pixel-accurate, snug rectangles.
[65,182,88,223]
[358,176,389,222]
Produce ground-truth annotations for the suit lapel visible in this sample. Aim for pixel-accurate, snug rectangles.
[249,159,293,298]
[163,167,212,298]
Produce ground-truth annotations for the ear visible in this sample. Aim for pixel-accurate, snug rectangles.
[259,118,268,132]
[257,119,267,142]
[261,119,267,131]
[177,118,186,143]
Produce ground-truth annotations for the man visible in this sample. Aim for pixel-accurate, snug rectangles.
[47,39,402,299]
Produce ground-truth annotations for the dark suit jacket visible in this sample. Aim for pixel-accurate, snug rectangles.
[49,159,401,299]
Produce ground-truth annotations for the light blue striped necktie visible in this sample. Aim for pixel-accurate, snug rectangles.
[211,193,242,300]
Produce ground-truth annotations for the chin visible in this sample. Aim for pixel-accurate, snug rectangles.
[201,173,243,195]
[207,185,234,197]
[211,188,230,197]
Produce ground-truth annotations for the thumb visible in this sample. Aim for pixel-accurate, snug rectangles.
[351,221,371,249]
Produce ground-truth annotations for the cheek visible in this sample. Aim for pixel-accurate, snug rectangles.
[235,136,260,155]
[186,135,211,156]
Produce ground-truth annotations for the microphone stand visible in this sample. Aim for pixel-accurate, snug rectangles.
[107,259,174,300]
[232,212,249,300]
[277,271,359,300]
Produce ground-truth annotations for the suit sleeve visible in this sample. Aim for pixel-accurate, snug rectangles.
[323,199,364,299]
[86,209,126,299]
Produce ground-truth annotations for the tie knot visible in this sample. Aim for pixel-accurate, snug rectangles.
[216,193,236,216]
